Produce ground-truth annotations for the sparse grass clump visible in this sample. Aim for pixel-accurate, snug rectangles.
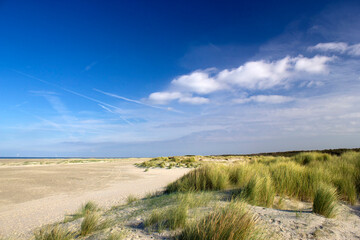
[34,225,74,240]
[166,164,229,192]
[64,201,99,222]
[107,230,128,240]
[145,203,188,231]
[81,212,100,236]
[126,194,138,204]
[313,185,338,218]
[80,212,112,236]
[179,201,262,240]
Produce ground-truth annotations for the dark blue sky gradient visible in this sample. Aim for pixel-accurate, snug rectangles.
[1,0,359,156]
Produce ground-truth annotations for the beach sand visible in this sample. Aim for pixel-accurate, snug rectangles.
[0,159,190,239]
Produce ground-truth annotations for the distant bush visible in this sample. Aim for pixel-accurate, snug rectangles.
[135,156,200,169]
[313,185,338,218]
[294,152,331,165]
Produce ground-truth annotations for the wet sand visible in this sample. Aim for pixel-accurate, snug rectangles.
[0,159,190,239]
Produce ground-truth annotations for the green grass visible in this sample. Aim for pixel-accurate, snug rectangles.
[80,212,100,236]
[179,201,263,240]
[126,194,138,204]
[166,164,229,192]
[64,201,99,223]
[166,151,360,205]
[144,202,188,231]
[34,225,74,240]
[313,185,338,218]
[294,152,331,165]
[80,211,112,236]
[135,156,201,169]
[240,174,275,207]
[106,230,128,240]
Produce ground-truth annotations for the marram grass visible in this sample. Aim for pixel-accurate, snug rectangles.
[166,164,229,192]
[165,151,360,205]
[241,174,275,207]
[313,185,338,218]
[179,201,263,240]
[34,224,74,240]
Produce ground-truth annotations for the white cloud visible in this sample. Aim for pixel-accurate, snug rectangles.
[309,42,360,56]
[148,55,333,105]
[171,70,223,94]
[149,91,209,105]
[234,95,294,104]
[308,42,348,53]
[348,43,360,56]
[149,92,182,105]
[178,96,210,104]
[217,57,292,89]
[294,55,334,74]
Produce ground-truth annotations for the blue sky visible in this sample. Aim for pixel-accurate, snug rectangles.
[1,0,360,157]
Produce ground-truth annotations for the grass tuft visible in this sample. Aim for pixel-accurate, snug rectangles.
[241,175,275,207]
[80,212,112,236]
[34,224,74,240]
[126,194,138,204]
[64,201,99,223]
[106,230,128,240]
[166,164,229,192]
[179,201,263,240]
[313,185,338,218]
[144,202,188,231]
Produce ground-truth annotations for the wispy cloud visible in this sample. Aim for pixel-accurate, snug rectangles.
[84,61,98,71]
[13,70,130,117]
[233,95,294,104]
[308,42,360,56]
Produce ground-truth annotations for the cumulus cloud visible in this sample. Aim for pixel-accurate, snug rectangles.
[309,42,360,56]
[171,70,223,94]
[149,91,209,105]
[233,95,294,104]
[148,54,333,105]
[217,57,292,89]
[294,55,334,74]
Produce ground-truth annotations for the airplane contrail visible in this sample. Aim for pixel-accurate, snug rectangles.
[12,70,132,124]
[93,88,183,113]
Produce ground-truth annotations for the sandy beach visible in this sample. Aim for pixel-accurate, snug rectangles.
[0,159,190,239]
